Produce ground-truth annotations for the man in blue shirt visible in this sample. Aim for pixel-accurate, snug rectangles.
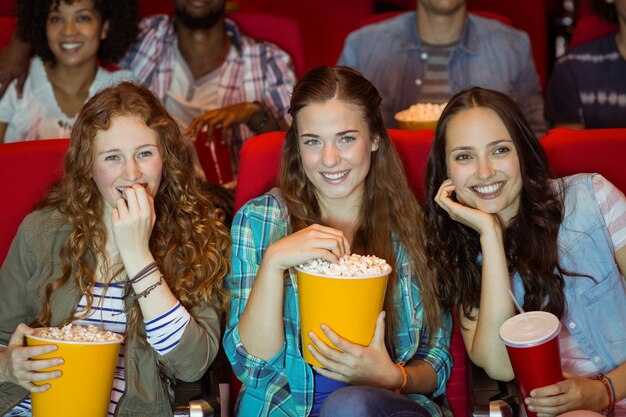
[337,0,546,136]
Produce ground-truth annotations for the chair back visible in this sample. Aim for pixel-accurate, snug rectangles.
[569,15,618,49]
[227,11,306,77]
[541,128,626,193]
[233,129,471,417]
[0,16,16,49]
[236,0,374,70]
[0,139,70,265]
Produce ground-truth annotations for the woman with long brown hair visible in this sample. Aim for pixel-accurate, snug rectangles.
[425,86,626,416]
[0,81,230,416]
[224,66,451,417]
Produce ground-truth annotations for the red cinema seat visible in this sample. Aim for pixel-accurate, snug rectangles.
[568,14,618,49]
[0,16,16,49]
[0,139,69,265]
[541,128,626,193]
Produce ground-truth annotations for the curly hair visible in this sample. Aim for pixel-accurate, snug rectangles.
[424,87,567,322]
[34,82,231,342]
[588,0,618,24]
[17,0,139,65]
[279,66,443,353]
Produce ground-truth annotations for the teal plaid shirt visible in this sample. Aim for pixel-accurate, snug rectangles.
[223,191,453,416]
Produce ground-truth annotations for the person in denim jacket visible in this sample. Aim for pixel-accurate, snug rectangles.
[424,87,626,416]
[224,66,452,417]
[337,0,546,136]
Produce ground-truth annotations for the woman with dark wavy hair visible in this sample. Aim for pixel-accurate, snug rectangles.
[224,66,451,417]
[425,86,626,416]
[0,82,230,416]
[0,0,138,143]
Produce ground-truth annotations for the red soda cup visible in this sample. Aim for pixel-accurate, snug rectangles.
[499,311,563,417]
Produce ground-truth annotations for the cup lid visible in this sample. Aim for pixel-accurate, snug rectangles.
[499,311,561,347]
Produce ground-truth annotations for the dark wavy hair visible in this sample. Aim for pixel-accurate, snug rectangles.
[279,66,443,353]
[424,87,567,321]
[17,0,139,65]
[35,82,231,342]
[588,0,618,24]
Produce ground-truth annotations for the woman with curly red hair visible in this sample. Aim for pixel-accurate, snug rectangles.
[0,82,230,416]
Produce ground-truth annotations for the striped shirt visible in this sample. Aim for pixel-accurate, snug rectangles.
[223,190,452,417]
[546,34,626,128]
[418,42,455,105]
[10,282,191,417]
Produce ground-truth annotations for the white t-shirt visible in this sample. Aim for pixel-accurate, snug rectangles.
[0,57,133,142]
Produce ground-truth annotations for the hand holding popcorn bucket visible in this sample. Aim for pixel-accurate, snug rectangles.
[26,324,123,417]
[296,255,391,367]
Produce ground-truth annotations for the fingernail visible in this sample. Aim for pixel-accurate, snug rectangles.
[527,405,535,412]
[308,331,314,338]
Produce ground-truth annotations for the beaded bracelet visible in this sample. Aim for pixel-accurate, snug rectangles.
[596,373,616,417]
[394,361,408,394]
[130,275,163,300]
[128,261,159,285]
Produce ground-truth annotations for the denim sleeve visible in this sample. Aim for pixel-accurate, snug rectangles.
[513,35,547,137]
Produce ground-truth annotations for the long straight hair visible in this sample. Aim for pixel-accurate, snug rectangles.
[279,66,443,353]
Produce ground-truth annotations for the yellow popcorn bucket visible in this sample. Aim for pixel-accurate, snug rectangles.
[26,332,123,417]
[295,267,390,367]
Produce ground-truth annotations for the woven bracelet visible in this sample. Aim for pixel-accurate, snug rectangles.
[596,373,616,417]
[128,261,159,285]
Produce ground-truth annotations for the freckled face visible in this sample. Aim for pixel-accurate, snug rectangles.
[445,106,522,224]
[92,116,163,208]
[297,99,378,209]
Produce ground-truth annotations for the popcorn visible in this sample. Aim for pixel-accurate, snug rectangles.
[395,102,447,122]
[298,254,391,277]
[34,324,122,343]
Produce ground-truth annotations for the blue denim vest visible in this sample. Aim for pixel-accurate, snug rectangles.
[511,174,626,373]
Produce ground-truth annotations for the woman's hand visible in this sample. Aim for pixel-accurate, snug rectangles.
[0,324,63,392]
[308,311,400,388]
[111,184,156,263]
[434,179,502,235]
[183,102,262,141]
[263,224,350,272]
[525,373,608,417]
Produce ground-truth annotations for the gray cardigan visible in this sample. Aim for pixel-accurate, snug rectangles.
[0,208,221,416]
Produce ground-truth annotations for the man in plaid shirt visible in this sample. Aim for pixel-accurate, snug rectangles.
[121,0,296,181]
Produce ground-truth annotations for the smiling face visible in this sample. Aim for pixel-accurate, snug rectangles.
[445,106,522,224]
[92,115,163,208]
[297,99,378,211]
[46,0,108,69]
